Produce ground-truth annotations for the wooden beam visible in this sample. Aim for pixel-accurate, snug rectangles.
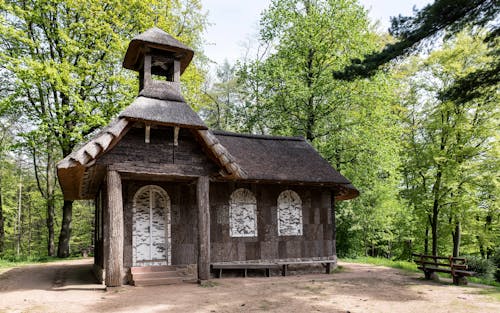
[197,176,210,281]
[105,170,124,287]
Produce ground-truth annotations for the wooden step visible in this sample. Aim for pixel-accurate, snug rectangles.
[132,271,183,279]
[133,276,186,287]
[131,265,178,274]
[131,265,195,286]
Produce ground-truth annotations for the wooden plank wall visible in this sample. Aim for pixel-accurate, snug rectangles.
[96,126,219,177]
[209,182,333,262]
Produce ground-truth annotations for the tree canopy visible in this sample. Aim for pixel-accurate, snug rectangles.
[0,0,208,257]
[334,0,499,102]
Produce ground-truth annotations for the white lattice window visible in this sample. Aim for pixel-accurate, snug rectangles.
[229,188,258,237]
[277,190,303,236]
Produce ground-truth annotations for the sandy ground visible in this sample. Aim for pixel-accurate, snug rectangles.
[0,258,499,313]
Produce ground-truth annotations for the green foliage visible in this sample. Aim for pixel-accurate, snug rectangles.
[335,0,499,104]
[0,0,208,156]
[399,30,499,257]
[208,0,406,258]
[205,1,499,262]
[0,0,209,258]
[466,255,495,280]
[0,255,82,269]
[492,248,500,282]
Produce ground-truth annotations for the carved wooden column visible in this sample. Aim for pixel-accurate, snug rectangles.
[197,176,210,281]
[105,170,124,286]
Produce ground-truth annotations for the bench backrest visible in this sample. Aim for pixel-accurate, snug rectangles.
[412,253,468,270]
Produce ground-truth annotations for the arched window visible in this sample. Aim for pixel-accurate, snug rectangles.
[277,190,303,236]
[229,188,257,237]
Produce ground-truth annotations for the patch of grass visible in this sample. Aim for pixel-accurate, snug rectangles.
[340,256,500,289]
[340,256,419,273]
[0,255,83,269]
[469,277,500,288]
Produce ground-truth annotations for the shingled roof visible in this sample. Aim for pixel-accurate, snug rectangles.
[213,130,358,200]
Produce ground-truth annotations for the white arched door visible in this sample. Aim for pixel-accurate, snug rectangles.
[132,185,171,266]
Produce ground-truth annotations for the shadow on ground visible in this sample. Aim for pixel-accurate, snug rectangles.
[0,259,103,292]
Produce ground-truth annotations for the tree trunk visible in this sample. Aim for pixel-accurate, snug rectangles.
[57,200,73,257]
[16,179,22,256]
[431,169,442,256]
[424,225,429,255]
[452,221,461,257]
[431,207,438,256]
[46,152,55,256]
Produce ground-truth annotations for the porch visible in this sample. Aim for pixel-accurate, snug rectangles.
[99,171,210,286]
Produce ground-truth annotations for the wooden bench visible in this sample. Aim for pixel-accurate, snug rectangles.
[211,263,281,278]
[211,259,336,278]
[278,260,336,276]
[413,253,475,285]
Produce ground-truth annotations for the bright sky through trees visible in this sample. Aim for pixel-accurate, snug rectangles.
[201,0,432,66]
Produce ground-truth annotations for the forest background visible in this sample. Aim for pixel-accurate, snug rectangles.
[0,0,498,281]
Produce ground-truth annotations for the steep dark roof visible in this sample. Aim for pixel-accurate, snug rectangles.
[213,130,358,200]
[120,96,207,129]
[123,27,194,74]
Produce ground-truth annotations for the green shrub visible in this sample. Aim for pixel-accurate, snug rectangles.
[491,247,500,282]
[466,255,495,280]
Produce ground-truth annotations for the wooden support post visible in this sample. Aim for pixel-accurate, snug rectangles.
[329,190,337,274]
[197,176,210,281]
[105,170,124,287]
[173,59,181,83]
[173,126,180,146]
[145,124,151,143]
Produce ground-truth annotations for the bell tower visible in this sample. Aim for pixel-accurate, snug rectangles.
[122,27,195,102]
[119,27,207,135]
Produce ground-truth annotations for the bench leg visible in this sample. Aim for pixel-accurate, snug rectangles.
[453,276,468,286]
[266,268,270,277]
[326,263,331,274]
[219,268,222,278]
[244,268,247,278]
[424,270,432,280]
[282,265,287,276]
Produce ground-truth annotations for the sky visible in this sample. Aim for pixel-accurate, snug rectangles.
[200,0,433,67]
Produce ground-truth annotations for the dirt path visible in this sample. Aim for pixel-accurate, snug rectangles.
[0,259,499,313]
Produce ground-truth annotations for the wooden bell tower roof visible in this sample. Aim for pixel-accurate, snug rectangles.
[123,27,194,75]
